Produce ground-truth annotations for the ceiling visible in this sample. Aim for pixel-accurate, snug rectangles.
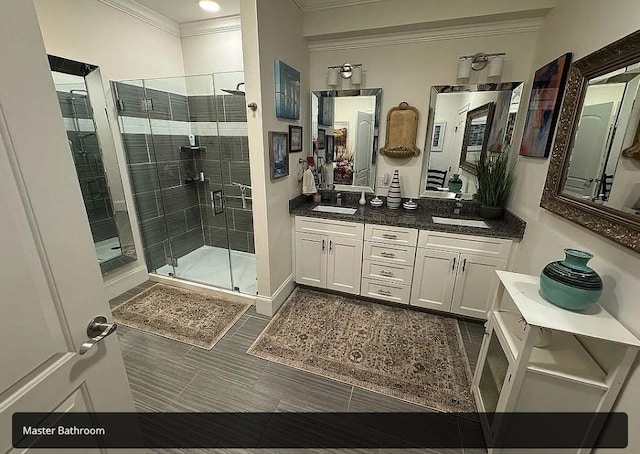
[134,0,240,24]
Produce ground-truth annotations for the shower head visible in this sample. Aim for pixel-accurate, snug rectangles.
[222,82,245,96]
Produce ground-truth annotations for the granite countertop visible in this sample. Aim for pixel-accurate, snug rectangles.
[289,193,526,241]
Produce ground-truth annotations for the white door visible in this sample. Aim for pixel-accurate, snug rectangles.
[0,1,135,451]
[450,254,507,319]
[353,111,373,186]
[410,248,458,311]
[565,102,616,198]
[295,232,327,288]
[326,236,363,295]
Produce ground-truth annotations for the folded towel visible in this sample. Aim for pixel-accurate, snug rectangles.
[302,168,317,195]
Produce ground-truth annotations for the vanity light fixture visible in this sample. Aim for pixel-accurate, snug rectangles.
[198,0,221,12]
[457,52,505,83]
[326,63,364,87]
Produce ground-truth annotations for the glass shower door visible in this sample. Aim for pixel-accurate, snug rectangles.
[115,73,256,294]
[146,75,235,291]
[213,72,256,295]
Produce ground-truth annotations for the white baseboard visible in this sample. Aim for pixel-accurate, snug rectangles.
[149,274,256,305]
[104,264,148,300]
[256,274,296,316]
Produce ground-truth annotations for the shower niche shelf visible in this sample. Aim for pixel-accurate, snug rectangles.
[180,146,206,153]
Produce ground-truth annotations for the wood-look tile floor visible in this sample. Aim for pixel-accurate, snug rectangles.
[110,282,487,454]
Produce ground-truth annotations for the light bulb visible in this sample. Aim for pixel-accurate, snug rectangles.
[198,0,221,12]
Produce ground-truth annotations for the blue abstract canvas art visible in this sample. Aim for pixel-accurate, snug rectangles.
[274,60,300,120]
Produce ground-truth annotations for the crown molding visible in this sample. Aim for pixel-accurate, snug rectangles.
[97,0,180,36]
[294,0,387,12]
[180,15,242,38]
[308,18,544,52]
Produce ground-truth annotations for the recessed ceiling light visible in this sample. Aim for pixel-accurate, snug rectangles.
[198,0,220,12]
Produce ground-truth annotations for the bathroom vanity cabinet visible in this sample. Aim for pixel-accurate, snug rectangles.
[294,216,517,319]
[294,217,364,295]
[411,231,513,318]
[475,271,640,453]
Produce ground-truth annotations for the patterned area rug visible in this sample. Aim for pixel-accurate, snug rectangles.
[248,288,476,412]
[112,284,251,350]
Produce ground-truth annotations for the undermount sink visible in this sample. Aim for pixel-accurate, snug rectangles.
[431,216,490,229]
[312,205,358,215]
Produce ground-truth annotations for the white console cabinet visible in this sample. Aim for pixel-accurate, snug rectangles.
[475,271,640,453]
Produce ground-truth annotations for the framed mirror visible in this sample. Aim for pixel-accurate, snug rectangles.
[420,82,523,198]
[49,55,138,274]
[541,30,640,253]
[459,101,495,174]
[312,88,382,192]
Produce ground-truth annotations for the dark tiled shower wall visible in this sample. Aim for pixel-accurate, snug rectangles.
[57,91,117,243]
[196,135,254,254]
[116,81,253,271]
[122,133,204,272]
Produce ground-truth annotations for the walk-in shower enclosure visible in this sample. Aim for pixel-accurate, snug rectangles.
[113,73,256,295]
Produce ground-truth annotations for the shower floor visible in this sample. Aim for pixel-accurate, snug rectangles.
[95,237,122,263]
[155,245,257,295]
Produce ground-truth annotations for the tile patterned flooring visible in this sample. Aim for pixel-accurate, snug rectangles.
[110,282,486,454]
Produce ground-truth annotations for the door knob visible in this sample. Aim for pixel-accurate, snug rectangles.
[79,316,117,355]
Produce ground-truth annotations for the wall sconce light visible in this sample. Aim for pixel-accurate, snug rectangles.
[457,53,505,83]
[327,63,364,87]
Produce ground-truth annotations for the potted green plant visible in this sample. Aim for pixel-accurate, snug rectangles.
[476,148,516,219]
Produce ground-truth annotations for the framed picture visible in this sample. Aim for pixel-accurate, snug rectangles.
[430,122,446,151]
[289,125,303,152]
[318,97,334,126]
[519,53,572,157]
[268,132,289,180]
[317,129,326,149]
[486,90,512,152]
[274,60,300,120]
[326,135,334,162]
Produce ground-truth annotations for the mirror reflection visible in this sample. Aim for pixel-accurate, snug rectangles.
[49,55,137,274]
[312,89,382,191]
[421,83,523,198]
[562,64,640,216]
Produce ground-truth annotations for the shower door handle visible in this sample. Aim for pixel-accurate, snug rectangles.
[79,316,117,355]
[211,190,224,215]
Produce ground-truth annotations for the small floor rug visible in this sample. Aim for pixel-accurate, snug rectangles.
[247,288,476,412]
[112,283,251,350]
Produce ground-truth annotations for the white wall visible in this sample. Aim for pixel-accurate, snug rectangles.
[33,0,186,291]
[181,16,245,75]
[506,0,640,451]
[310,26,539,197]
[34,0,185,81]
[303,0,555,39]
[241,0,309,313]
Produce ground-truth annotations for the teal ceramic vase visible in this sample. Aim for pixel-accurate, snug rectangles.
[448,174,463,192]
[540,249,603,311]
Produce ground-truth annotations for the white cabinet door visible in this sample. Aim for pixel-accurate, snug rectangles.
[451,254,507,319]
[327,236,363,295]
[410,248,458,311]
[295,232,327,288]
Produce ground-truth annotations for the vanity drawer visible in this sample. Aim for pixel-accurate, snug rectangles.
[295,216,364,239]
[418,230,512,259]
[361,278,411,304]
[364,241,416,266]
[362,260,413,286]
[365,224,418,246]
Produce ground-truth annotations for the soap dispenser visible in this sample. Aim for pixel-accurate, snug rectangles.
[359,190,366,205]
